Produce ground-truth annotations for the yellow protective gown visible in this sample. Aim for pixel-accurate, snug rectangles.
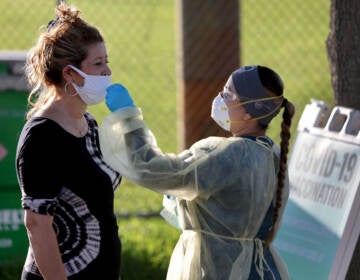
[99,107,290,280]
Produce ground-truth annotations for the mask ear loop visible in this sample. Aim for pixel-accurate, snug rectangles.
[230,96,284,124]
[64,82,78,97]
[66,65,87,94]
[67,65,89,79]
[226,95,284,110]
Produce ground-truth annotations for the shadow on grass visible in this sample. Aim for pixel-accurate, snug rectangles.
[120,248,168,280]
[117,216,179,280]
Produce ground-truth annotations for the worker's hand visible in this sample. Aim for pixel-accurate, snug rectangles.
[106,83,135,112]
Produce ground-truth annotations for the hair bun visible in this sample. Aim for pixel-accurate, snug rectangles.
[55,2,80,24]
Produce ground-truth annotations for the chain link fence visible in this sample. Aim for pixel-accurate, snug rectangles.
[0,0,333,234]
[0,0,332,226]
[0,0,331,148]
[0,0,336,278]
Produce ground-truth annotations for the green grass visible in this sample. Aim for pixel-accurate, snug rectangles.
[0,0,333,279]
[118,217,180,279]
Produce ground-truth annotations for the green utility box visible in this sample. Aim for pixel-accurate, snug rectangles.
[0,51,29,266]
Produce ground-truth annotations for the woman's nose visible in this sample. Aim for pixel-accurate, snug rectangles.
[103,64,111,76]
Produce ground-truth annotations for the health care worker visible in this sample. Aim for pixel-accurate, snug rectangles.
[99,65,295,280]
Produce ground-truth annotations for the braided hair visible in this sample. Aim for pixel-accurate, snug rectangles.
[257,66,295,246]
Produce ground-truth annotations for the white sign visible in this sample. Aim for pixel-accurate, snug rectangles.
[274,101,360,280]
[290,133,359,237]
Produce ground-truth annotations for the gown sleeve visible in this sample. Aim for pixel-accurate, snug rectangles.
[99,107,242,201]
[99,107,201,200]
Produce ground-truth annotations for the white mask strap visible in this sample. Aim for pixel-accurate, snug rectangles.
[67,65,88,78]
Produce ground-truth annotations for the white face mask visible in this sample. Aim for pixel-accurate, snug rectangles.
[211,95,231,131]
[68,65,111,105]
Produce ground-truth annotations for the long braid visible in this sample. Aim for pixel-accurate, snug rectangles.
[264,98,295,246]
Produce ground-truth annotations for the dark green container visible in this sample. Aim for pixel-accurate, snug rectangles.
[0,51,29,266]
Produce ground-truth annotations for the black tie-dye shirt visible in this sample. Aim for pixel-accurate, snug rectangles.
[16,112,122,280]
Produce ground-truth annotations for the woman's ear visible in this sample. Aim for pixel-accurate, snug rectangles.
[62,66,84,86]
[62,65,74,83]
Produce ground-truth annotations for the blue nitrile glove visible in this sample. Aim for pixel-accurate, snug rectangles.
[106,83,135,112]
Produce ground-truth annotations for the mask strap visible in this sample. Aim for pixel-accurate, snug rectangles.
[67,65,87,78]
[231,97,284,124]
[226,95,284,110]
[64,82,78,97]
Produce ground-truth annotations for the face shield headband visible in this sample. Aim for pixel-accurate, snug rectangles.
[232,65,282,126]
